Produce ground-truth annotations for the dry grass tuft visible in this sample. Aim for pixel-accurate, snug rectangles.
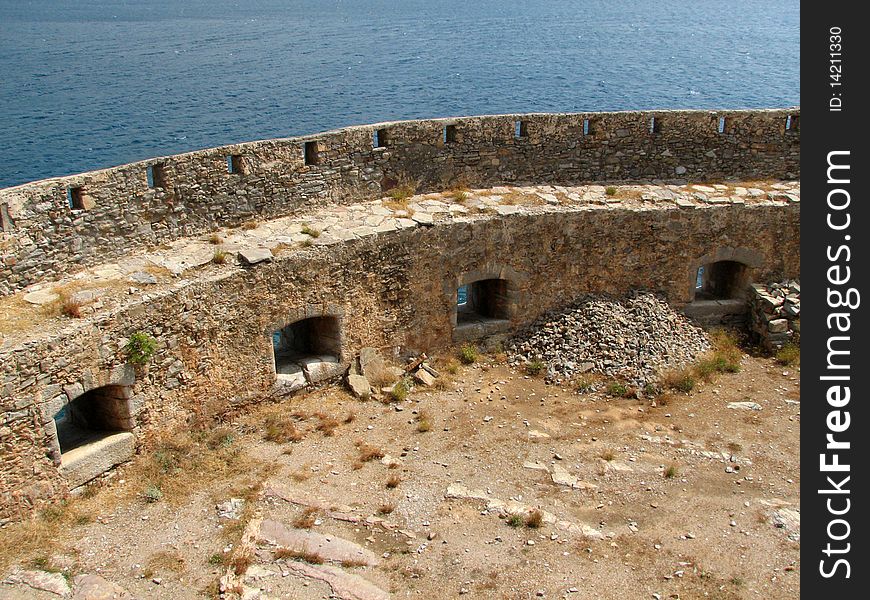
[355,441,385,464]
[263,410,305,443]
[290,468,311,483]
[386,474,401,489]
[145,550,186,578]
[275,546,324,564]
[230,548,254,575]
[293,507,320,529]
[378,503,395,515]
[525,509,544,529]
[314,413,340,437]
[415,410,432,433]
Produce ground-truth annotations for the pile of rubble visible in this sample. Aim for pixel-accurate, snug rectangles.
[346,348,440,399]
[506,292,710,387]
[748,281,800,351]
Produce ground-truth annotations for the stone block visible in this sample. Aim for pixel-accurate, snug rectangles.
[238,247,273,265]
[768,318,789,334]
[59,432,136,489]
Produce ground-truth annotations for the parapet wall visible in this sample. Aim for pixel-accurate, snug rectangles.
[0,109,799,295]
[1,193,799,520]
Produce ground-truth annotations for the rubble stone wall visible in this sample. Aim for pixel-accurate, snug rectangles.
[748,281,801,351]
[0,109,799,295]
[1,200,799,521]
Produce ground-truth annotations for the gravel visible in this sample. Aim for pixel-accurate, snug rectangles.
[507,292,710,388]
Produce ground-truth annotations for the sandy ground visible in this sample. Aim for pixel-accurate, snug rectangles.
[0,350,800,600]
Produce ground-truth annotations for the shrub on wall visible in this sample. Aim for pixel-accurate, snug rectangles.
[125,331,157,365]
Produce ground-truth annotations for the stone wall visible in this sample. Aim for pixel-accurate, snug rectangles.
[0,109,800,295]
[0,198,799,521]
[748,281,801,351]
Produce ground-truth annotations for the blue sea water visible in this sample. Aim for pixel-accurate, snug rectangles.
[0,0,799,189]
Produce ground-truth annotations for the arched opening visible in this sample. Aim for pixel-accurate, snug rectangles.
[54,385,133,455]
[457,278,509,323]
[453,277,513,341]
[694,260,749,300]
[272,316,342,386]
[685,258,753,326]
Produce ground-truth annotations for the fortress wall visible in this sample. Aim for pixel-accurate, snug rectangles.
[0,200,799,520]
[0,109,799,295]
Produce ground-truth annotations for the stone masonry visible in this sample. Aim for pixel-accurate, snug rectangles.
[748,281,801,351]
[0,110,800,521]
[0,109,799,295]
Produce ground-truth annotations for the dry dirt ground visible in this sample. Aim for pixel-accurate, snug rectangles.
[0,349,800,600]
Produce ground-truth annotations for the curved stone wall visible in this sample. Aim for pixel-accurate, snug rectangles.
[1,191,799,520]
[0,109,799,295]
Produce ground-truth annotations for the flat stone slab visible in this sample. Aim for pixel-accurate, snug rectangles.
[22,289,59,306]
[127,271,157,285]
[258,519,380,566]
[727,401,762,411]
[551,464,599,490]
[3,569,71,597]
[59,431,135,488]
[346,373,371,398]
[238,247,273,265]
[281,561,389,600]
[72,574,133,600]
[150,244,215,275]
[445,484,603,540]
[298,355,344,383]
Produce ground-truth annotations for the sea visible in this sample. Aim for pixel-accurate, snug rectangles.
[0,0,800,189]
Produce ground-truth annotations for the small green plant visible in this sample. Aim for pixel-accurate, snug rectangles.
[606,381,628,397]
[506,514,523,528]
[300,238,314,248]
[390,378,411,402]
[662,368,695,393]
[775,342,800,366]
[212,248,228,264]
[525,360,546,376]
[664,464,678,479]
[416,410,431,433]
[576,375,597,393]
[388,182,416,202]
[208,553,228,566]
[300,225,321,238]
[143,484,163,503]
[458,343,478,365]
[451,190,469,203]
[125,332,156,365]
[605,186,617,196]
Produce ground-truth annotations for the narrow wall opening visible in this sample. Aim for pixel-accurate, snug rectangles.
[304,141,320,166]
[273,316,342,385]
[694,260,750,301]
[444,124,457,144]
[147,163,167,188]
[67,186,86,210]
[54,385,133,455]
[227,154,244,175]
[457,279,510,323]
[374,129,388,148]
